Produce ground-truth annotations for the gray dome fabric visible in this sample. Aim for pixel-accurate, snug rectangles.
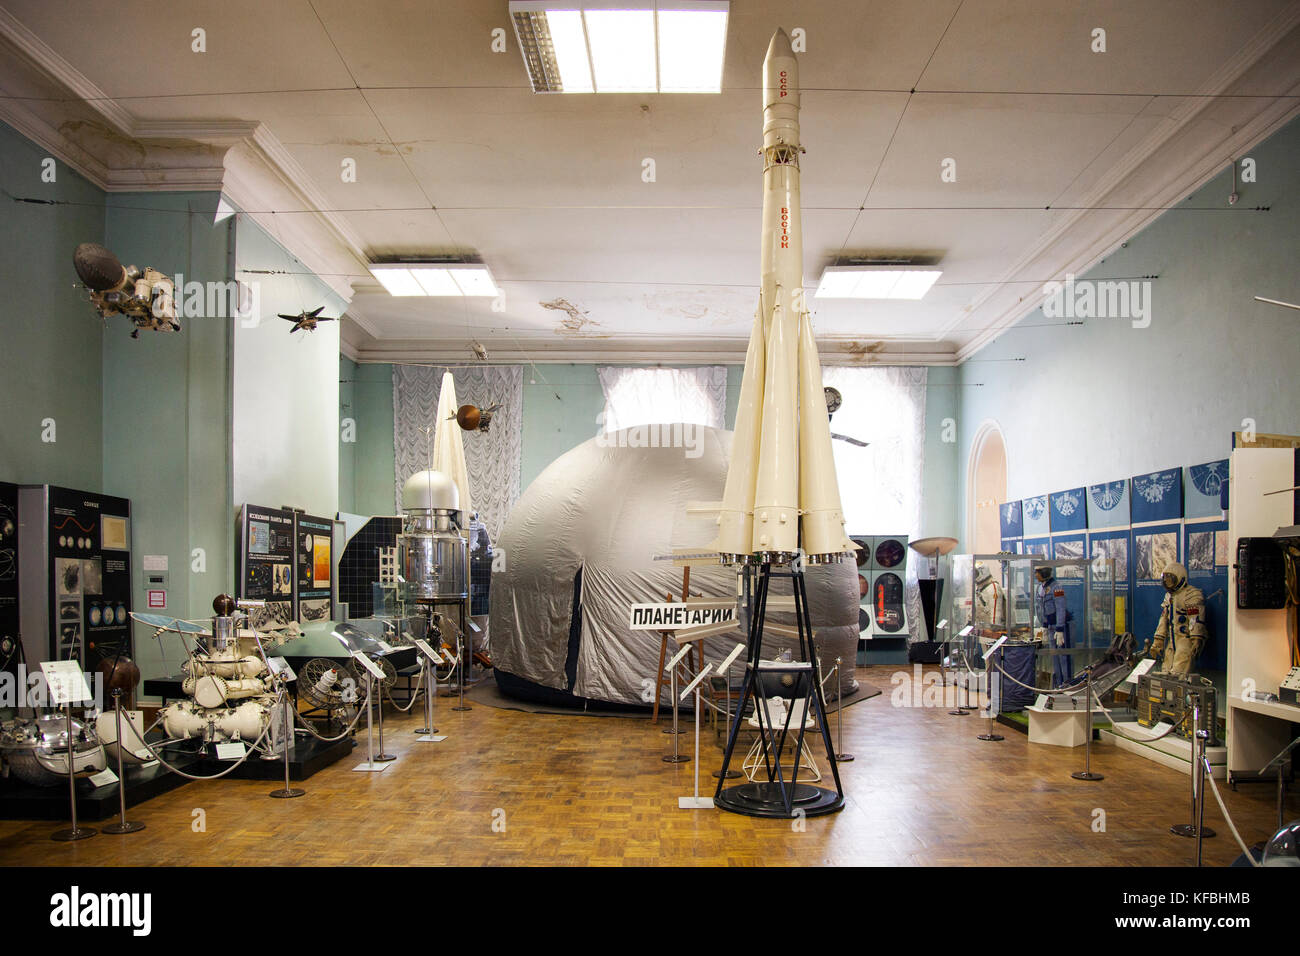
[491,425,860,707]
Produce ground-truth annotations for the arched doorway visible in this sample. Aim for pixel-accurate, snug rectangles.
[968,422,1007,553]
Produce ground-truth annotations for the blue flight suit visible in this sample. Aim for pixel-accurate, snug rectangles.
[1037,576,1073,687]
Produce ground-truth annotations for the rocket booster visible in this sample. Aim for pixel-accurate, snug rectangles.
[711,29,855,564]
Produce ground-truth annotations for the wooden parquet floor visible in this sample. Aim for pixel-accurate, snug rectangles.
[0,666,1286,867]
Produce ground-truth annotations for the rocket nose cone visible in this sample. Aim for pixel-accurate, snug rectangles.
[766,28,794,60]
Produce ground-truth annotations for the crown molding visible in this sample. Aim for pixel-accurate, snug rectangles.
[951,10,1300,362]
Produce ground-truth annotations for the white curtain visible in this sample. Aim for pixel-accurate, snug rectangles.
[392,364,523,541]
[822,366,928,641]
[596,366,727,432]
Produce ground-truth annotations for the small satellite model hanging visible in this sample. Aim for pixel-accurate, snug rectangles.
[278,306,337,333]
[824,386,869,448]
[451,402,502,433]
[73,243,178,338]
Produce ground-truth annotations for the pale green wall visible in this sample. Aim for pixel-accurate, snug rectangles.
[921,365,959,540]
[339,356,396,516]
[954,115,1300,548]
[0,122,105,489]
[231,217,344,518]
[102,191,235,692]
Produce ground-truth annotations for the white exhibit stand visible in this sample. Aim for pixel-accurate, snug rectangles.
[678,663,715,810]
[43,660,97,842]
[1026,705,1090,748]
[351,652,389,773]
[412,639,447,743]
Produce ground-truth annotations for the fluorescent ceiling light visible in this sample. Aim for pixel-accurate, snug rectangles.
[658,7,728,92]
[814,266,943,300]
[509,2,728,94]
[369,263,500,297]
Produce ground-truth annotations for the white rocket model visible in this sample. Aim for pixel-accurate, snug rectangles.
[431,371,473,521]
[711,29,856,565]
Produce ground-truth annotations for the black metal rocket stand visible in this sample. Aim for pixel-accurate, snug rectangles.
[714,562,844,818]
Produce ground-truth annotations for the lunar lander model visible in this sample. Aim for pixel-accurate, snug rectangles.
[135,595,286,753]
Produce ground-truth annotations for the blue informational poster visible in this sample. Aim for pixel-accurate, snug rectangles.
[1131,468,1183,524]
[1087,480,1130,528]
[1130,521,1182,649]
[1022,495,1050,537]
[1022,536,1051,558]
[1050,533,1088,646]
[1183,518,1230,673]
[999,500,1023,539]
[1088,529,1133,637]
[1185,459,1229,520]
[1049,488,1087,533]
[999,537,1023,554]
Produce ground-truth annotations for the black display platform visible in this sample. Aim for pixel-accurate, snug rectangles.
[186,732,354,781]
[0,755,196,822]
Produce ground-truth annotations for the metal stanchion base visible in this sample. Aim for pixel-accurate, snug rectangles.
[374,753,396,762]
[662,754,690,764]
[1170,823,1216,838]
[977,733,1004,741]
[662,727,686,734]
[269,787,306,799]
[416,734,447,743]
[102,821,145,834]
[353,762,389,773]
[678,796,715,809]
[451,705,472,712]
[415,726,431,734]
[949,709,970,716]
[51,827,96,841]
[1071,771,1104,781]
[836,753,855,762]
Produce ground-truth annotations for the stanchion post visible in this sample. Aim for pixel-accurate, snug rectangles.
[353,670,388,773]
[834,658,854,761]
[663,648,690,763]
[977,657,1004,742]
[1170,705,1215,839]
[101,688,145,834]
[270,685,306,798]
[1071,671,1104,781]
[52,703,96,841]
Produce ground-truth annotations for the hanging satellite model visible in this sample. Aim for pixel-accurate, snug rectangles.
[73,243,178,338]
[278,306,336,333]
[451,402,502,433]
[709,31,856,567]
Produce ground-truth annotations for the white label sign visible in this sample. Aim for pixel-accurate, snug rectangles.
[215,742,246,760]
[267,656,296,682]
[413,638,440,663]
[350,650,385,681]
[629,603,736,631]
[1122,658,1157,686]
[40,660,92,705]
[88,768,119,788]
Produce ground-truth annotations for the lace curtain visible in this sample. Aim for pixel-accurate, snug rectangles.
[392,364,523,541]
[596,366,727,431]
[822,366,929,641]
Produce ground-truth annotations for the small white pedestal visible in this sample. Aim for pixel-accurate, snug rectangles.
[1026,705,1089,748]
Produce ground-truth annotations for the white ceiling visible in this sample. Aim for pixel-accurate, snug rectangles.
[4,0,1299,364]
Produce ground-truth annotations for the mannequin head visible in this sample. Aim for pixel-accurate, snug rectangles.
[1161,561,1187,593]
[1034,566,1053,585]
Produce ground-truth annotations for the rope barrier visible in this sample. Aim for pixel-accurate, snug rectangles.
[1204,766,1263,867]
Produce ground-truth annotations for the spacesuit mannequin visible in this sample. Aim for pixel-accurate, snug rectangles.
[1035,567,1073,686]
[1146,561,1206,678]
[973,563,1001,628]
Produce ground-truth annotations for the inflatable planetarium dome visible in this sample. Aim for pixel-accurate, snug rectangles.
[490,424,860,708]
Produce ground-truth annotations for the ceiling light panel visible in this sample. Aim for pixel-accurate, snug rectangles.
[814,267,944,300]
[509,2,728,94]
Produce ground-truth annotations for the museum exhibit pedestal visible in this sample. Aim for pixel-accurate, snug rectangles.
[0,757,195,821]
[190,734,355,781]
[1026,705,1090,748]
[1100,722,1227,779]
